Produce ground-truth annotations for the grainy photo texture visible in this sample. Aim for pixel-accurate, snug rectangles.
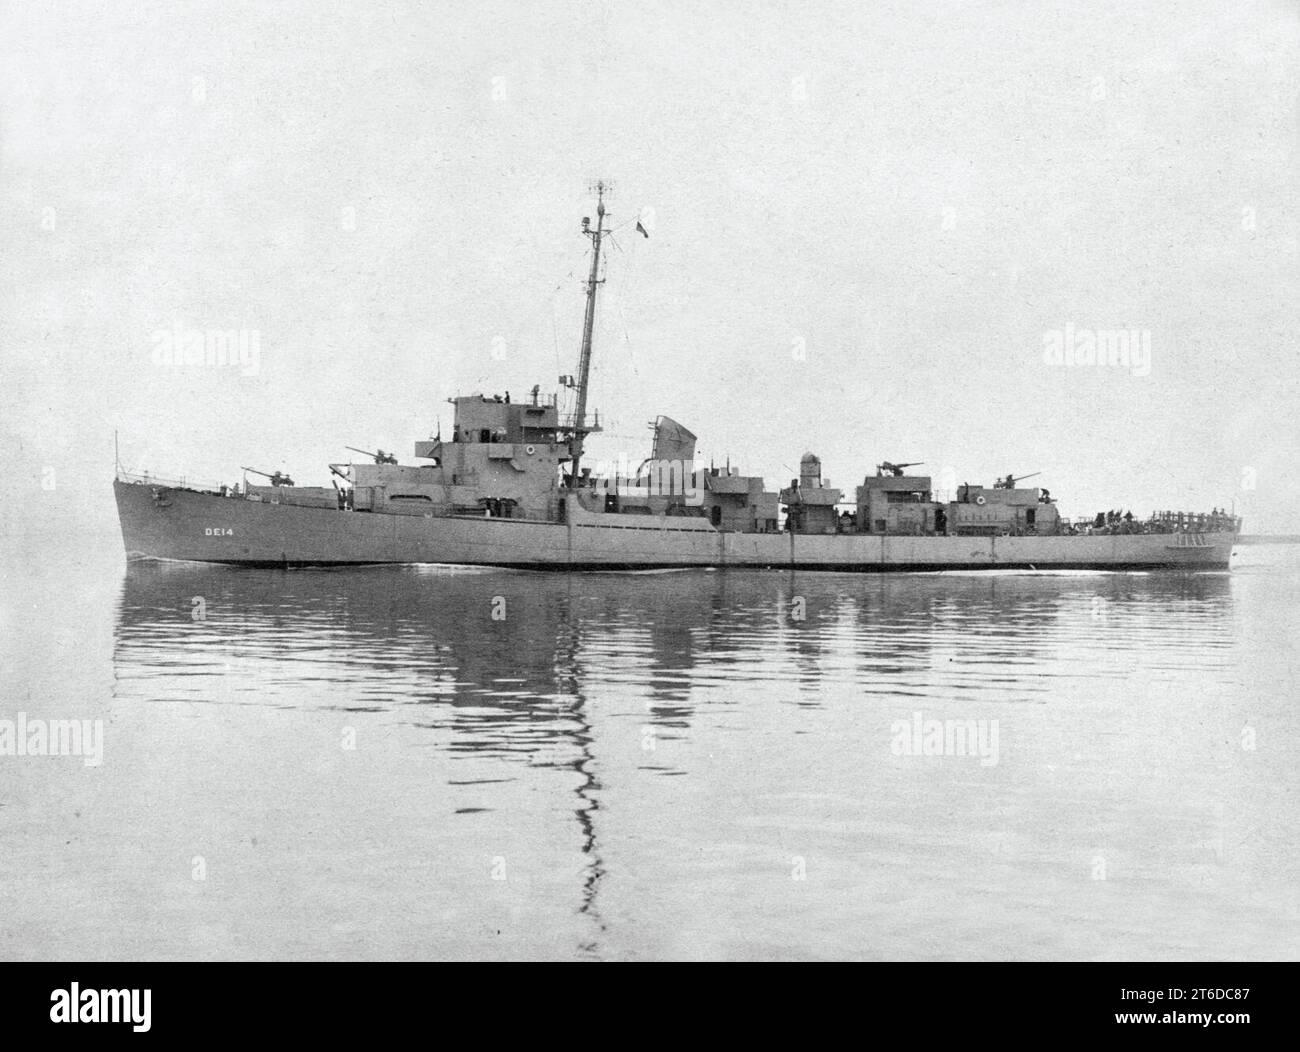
[1,0,1297,965]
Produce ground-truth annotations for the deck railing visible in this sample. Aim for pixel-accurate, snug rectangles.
[556,411,601,431]
[116,470,225,493]
[1060,512,1240,536]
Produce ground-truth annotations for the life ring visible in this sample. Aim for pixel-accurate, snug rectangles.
[525,445,536,455]
[975,495,986,506]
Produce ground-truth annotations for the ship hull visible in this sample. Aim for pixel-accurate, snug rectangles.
[114,480,1235,571]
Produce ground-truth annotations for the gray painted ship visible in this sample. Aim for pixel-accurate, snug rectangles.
[114,185,1239,572]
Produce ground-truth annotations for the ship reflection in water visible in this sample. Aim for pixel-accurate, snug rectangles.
[103,556,1299,959]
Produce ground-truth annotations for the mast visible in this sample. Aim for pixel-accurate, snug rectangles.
[569,180,608,486]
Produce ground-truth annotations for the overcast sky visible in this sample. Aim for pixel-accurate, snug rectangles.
[2,0,1297,540]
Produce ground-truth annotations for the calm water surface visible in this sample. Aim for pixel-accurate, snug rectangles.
[2,540,1297,960]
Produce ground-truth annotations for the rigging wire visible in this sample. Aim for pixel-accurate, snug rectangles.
[604,232,638,370]
[467,249,587,390]
[585,230,637,432]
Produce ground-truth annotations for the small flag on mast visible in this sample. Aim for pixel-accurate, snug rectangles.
[635,220,650,238]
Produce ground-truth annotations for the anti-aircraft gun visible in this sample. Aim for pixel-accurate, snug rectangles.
[876,461,924,478]
[346,446,398,465]
[993,471,1040,490]
[242,467,295,487]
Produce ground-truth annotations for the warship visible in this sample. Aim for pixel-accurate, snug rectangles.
[115,184,1239,571]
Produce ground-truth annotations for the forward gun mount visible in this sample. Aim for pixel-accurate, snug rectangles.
[241,467,294,487]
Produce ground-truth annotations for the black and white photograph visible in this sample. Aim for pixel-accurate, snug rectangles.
[1,0,1296,1017]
